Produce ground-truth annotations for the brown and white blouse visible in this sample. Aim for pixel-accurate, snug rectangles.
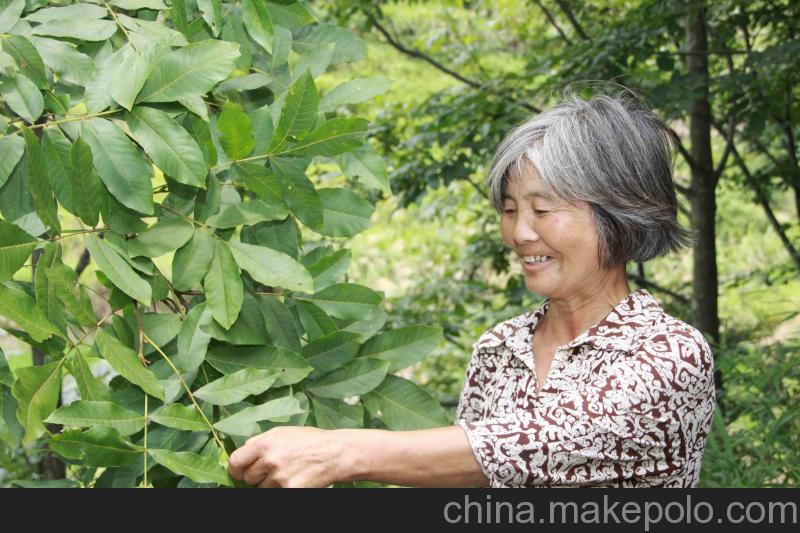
[454,288,716,488]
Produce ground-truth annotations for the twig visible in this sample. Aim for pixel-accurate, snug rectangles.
[142,332,229,460]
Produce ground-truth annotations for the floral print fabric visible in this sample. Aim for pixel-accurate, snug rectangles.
[455,288,716,487]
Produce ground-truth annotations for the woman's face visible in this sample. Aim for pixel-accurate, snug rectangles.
[500,161,605,300]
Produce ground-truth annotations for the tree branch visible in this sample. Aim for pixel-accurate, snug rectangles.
[713,113,736,183]
[553,0,591,42]
[366,13,541,114]
[727,141,800,272]
[532,0,572,45]
[367,15,482,90]
[627,272,689,305]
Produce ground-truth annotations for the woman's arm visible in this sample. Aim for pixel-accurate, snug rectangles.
[336,425,490,487]
[227,425,490,488]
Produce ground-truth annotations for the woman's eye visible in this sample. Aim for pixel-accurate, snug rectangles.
[534,210,549,215]
[503,209,516,215]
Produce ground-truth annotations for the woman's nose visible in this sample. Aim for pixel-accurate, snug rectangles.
[513,214,540,245]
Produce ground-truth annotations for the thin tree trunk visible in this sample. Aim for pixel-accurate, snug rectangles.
[685,1,722,393]
[31,242,66,481]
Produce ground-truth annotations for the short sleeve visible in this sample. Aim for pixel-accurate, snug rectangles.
[454,342,490,424]
[456,329,716,488]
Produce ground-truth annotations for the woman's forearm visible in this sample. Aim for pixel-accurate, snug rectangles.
[333,425,490,487]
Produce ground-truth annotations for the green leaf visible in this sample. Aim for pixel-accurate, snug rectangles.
[294,300,337,341]
[235,162,285,205]
[11,361,61,444]
[41,128,74,215]
[127,105,207,187]
[270,70,318,153]
[314,187,373,238]
[269,156,322,228]
[338,144,391,194]
[307,248,351,292]
[95,329,165,400]
[31,18,117,41]
[0,218,36,282]
[0,135,24,189]
[149,403,207,431]
[278,117,368,157]
[108,0,168,10]
[174,303,212,373]
[25,3,107,23]
[148,448,233,486]
[10,479,79,488]
[69,350,109,402]
[69,137,105,227]
[30,36,95,86]
[258,296,301,353]
[137,39,240,103]
[293,23,365,65]
[357,326,442,372]
[0,74,43,124]
[197,0,222,36]
[142,312,181,347]
[213,395,304,436]
[306,357,389,399]
[302,330,361,378]
[241,217,299,260]
[127,217,195,258]
[45,264,96,328]
[50,426,142,467]
[0,386,24,445]
[1,35,47,88]
[85,234,152,306]
[200,292,266,345]
[310,396,363,430]
[205,199,288,229]
[203,239,242,329]
[0,0,25,34]
[206,345,312,387]
[241,0,273,54]
[81,118,154,215]
[22,127,59,234]
[266,2,313,29]
[45,400,144,436]
[228,240,313,293]
[33,241,66,332]
[312,283,382,321]
[363,375,449,430]
[217,101,254,160]
[194,368,280,405]
[171,228,214,291]
[320,77,390,112]
[0,283,60,342]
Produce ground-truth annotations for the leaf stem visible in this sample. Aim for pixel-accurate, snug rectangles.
[141,332,229,460]
[8,109,122,133]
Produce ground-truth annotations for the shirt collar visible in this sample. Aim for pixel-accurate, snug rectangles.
[477,288,664,354]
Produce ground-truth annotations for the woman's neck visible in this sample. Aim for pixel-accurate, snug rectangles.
[538,271,632,346]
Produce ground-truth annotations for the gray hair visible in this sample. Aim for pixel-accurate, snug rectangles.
[487,91,692,268]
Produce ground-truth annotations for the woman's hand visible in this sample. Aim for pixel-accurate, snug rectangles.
[227,426,346,488]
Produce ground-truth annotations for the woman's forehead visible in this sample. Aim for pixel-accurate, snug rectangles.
[503,167,558,202]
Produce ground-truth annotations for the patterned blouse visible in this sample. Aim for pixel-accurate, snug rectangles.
[454,288,717,488]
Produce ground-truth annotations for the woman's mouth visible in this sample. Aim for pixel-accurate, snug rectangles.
[520,255,554,271]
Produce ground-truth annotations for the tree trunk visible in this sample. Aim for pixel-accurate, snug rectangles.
[685,1,722,394]
[31,245,66,481]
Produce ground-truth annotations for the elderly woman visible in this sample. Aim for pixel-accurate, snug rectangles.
[227,93,717,488]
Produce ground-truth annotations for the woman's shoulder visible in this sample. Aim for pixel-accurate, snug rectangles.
[472,309,537,351]
[629,311,715,375]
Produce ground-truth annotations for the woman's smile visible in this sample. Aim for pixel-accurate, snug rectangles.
[520,255,555,272]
